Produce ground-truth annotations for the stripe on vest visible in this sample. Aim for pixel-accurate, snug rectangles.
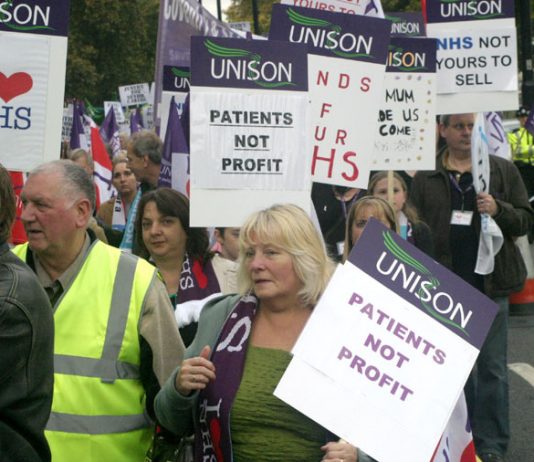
[101,252,137,383]
[46,411,150,434]
[54,355,140,379]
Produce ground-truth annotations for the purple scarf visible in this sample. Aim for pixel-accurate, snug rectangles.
[177,254,221,305]
[195,295,258,462]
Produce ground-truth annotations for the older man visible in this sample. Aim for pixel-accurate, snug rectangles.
[13,160,184,462]
[410,113,534,462]
[0,163,54,462]
[126,130,163,191]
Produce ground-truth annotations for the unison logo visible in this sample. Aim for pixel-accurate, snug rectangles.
[376,232,472,335]
[286,8,374,60]
[171,67,190,90]
[387,45,426,71]
[0,0,53,32]
[439,0,503,20]
[205,39,295,89]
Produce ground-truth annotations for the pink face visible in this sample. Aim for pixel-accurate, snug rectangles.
[20,172,84,258]
[244,241,303,306]
[350,205,392,246]
[112,162,137,196]
[440,113,475,155]
[371,177,406,214]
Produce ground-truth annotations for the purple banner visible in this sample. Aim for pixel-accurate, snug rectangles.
[269,4,390,64]
[163,65,191,92]
[348,218,498,350]
[0,0,70,36]
[191,37,308,91]
[386,37,437,73]
[425,0,515,24]
[386,12,425,37]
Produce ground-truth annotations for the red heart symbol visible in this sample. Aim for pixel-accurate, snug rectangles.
[0,72,33,103]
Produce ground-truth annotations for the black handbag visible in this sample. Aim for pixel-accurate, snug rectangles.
[145,425,194,462]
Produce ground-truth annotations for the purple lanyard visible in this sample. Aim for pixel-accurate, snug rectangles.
[448,173,474,212]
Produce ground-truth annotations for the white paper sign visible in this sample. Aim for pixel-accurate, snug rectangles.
[309,55,385,188]
[372,73,437,170]
[191,88,309,190]
[104,101,126,123]
[118,83,150,107]
[0,33,50,171]
[428,18,518,113]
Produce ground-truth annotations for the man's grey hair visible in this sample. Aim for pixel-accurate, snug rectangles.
[69,148,94,169]
[30,160,96,213]
[128,130,162,165]
[439,114,451,126]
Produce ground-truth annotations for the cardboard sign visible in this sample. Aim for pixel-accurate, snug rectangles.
[425,0,517,113]
[118,82,150,107]
[372,37,437,171]
[189,36,311,226]
[270,5,390,188]
[0,0,69,171]
[275,219,498,462]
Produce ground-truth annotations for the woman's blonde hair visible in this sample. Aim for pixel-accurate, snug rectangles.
[237,204,335,307]
[343,196,398,261]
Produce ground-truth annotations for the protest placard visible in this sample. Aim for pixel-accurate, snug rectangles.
[425,0,518,114]
[372,37,437,171]
[189,36,311,226]
[103,101,126,123]
[275,218,498,462]
[62,103,73,143]
[160,65,190,140]
[281,0,384,17]
[118,83,151,108]
[270,5,390,188]
[0,0,69,171]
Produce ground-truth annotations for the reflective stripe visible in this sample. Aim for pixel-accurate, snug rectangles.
[54,355,140,379]
[47,411,150,434]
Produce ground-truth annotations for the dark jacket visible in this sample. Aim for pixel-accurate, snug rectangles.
[0,242,54,462]
[410,153,534,298]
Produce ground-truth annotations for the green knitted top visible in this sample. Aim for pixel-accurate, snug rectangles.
[230,346,326,461]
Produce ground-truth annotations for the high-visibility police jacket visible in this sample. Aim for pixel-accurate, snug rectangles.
[507,127,534,163]
[13,240,156,462]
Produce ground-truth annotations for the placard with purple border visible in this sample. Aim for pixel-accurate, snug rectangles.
[160,65,190,140]
[425,0,517,113]
[270,4,390,189]
[189,36,311,226]
[372,37,437,171]
[275,218,498,462]
[0,0,69,171]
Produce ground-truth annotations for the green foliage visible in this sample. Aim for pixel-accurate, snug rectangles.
[65,0,159,104]
[224,0,423,34]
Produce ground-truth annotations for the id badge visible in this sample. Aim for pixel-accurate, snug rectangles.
[450,210,473,226]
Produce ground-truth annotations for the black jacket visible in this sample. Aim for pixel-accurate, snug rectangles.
[0,242,54,462]
[410,153,534,298]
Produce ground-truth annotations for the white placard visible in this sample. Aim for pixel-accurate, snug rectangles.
[372,73,437,171]
[118,83,151,107]
[104,101,126,123]
[309,55,385,188]
[0,32,52,171]
[62,103,73,143]
[276,262,479,462]
[428,19,518,113]
[191,88,309,191]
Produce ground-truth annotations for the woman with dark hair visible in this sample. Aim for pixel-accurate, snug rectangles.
[135,187,236,346]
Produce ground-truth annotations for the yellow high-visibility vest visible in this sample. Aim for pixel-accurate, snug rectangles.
[13,241,156,461]
[508,127,534,163]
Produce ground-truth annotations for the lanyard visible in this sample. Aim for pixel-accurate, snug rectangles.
[449,173,473,212]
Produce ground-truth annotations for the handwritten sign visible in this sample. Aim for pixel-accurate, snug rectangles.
[275,219,498,462]
[0,0,69,171]
[372,37,437,171]
[189,37,311,226]
[270,5,390,188]
[425,0,518,113]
